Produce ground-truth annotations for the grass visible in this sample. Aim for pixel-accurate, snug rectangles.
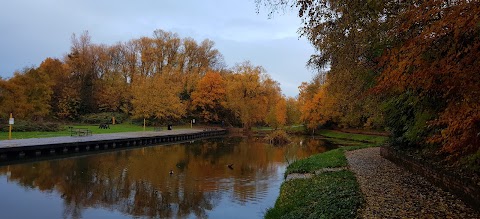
[284,125,306,133]
[265,130,388,219]
[0,123,192,140]
[265,171,363,219]
[284,149,347,177]
[318,129,387,145]
[252,125,305,132]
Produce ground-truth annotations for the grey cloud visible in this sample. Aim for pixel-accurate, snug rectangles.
[0,0,315,96]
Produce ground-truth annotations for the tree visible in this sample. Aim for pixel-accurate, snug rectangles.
[66,31,99,114]
[37,58,71,118]
[191,71,227,122]
[266,96,287,129]
[0,66,55,120]
[257,0,398,129]
[225,62,282,130]
[0,75,30,119]
[375,1,480,157]
[19,68,53,120]
[131,74,185,123]
[285,97,301,125]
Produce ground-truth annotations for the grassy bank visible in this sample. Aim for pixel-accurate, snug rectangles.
[265,130,388,219]
[266,170,362,219]
[0,124,191,140]
[317,129,387,146]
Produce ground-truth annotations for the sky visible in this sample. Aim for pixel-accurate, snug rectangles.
[0,0,316,97]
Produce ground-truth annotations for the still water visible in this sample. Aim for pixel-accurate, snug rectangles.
[0,136,333,219]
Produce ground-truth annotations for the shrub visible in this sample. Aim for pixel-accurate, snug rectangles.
[79,112,128,124]
[265,130,291,145]
[0,120,62,132]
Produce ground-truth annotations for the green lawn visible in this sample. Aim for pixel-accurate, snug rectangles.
[0,123,192,140]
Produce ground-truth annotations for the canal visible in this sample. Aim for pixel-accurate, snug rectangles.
[0,136,335,219]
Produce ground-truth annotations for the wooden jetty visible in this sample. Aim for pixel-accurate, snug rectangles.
[0,128,226,162]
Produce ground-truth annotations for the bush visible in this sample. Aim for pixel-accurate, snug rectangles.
[0,120,62,132]
[383,92,439,148]
[79,112,128,124]
[265,130,291,145]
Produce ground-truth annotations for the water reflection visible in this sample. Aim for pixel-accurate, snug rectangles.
[0,136,334,219]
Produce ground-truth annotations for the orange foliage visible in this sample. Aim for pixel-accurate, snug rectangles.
[275,97,287,128]
[376,1,480,156]
[191,71,227,122]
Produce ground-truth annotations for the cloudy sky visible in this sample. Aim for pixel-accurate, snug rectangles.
[0,0,316,97]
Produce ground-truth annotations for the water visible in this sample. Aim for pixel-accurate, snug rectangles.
[0,136,334,219]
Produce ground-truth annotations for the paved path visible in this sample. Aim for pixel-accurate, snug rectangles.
[0,129,212,149]
[346,147,479,218]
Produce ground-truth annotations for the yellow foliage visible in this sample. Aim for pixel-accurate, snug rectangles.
[226,62,281,129]
[131,74,185,122]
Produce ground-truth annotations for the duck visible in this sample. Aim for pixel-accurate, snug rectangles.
[227,164,234,170]
[169,170,174,175]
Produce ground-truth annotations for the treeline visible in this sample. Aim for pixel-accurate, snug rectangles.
[259,1,480,160]
[0,30,300,129]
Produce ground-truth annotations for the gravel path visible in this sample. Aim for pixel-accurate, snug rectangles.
[346,147,479,218]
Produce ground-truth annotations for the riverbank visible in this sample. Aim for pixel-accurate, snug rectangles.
[265,130,383,218]
[265,130,479,218]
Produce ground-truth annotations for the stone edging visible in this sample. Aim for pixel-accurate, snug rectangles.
[380,146,480,211]
[284,167,347,181]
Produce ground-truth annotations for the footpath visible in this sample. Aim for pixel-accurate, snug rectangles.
[346,147,479,218]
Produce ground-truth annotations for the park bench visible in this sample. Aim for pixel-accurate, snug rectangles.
[99,123,110,129]
[69,127,92,137]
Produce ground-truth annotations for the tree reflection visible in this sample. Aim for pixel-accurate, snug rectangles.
[0,136,331,218]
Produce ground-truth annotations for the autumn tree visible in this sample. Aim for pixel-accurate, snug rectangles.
[66,31,102,114]
[0,75,30,119]
[225,62,281,130]
[375,1,480,158]
[260,0,479,161]
[0,65,57,121]
[285,97,301,126]
[191,71,227,122]
[17,68,53,120]
[257,0,399,129]
[91,44,130,113]
[36,58,81,120]
[131,74,185,123]
[266,96,287,129]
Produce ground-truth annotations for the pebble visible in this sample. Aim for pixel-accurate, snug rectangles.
[346,147,479,219]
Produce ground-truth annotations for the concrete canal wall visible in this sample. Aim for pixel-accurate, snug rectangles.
[0,129,227,163]
[380,146,480,211]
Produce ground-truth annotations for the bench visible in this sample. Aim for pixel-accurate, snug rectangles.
[69,127,92,137]
[99,123,110,129]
